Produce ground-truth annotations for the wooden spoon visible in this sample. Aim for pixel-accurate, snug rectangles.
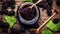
[35,10,60,34]
[28,0,42,8]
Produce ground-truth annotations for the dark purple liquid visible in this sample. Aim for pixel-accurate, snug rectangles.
[19,5,37,20]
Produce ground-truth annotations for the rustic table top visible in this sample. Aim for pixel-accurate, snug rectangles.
[0,0,60,34]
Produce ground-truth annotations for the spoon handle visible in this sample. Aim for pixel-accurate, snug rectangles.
[36,12,56,34]
[30,0,42,8]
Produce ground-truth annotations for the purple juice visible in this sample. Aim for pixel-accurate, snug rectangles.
[19,5,37,20]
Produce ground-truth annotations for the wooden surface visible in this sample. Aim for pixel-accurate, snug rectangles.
[0,0,60,34]
[13,0,60,34]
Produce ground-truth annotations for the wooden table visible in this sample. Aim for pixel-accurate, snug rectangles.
[0,0,60,34]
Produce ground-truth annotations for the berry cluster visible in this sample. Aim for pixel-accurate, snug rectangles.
[2,0,15,9]
[33,0,52,16]
[10,27,25,34]
[0,21,9,33]
[0,0,15,16]
[0,0,15,33]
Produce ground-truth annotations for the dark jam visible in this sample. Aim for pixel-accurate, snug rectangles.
[20,5,37,20]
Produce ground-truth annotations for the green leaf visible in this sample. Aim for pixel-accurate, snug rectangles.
[56,22,60,28]
[46,20,59,32]
[5,15,17,28]
[42,30,53,34]
[22,0,33,3]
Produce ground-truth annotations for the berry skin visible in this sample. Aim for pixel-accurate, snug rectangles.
[46,8,52,16]
[0,11,3,15]
[1,9,8,15]
[10,28,25,34]
[0,22,9,33]
[33,0,52,16]
[46,0,52,6]
[56,0,60,6]
[7,0,15,9]
[8,10,15,16]
[0,10,4,15]
[53,18,60,24]
[10,4,15,9]
[11,28,20,34]
[0,22,9,28]
[2,2,7,9]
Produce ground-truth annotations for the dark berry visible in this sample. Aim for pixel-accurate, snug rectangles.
[53,18,60,24]
[46,0,52,6]
[7,0,15,9]
[9,10,15,16]
[1,9,8,15]
[19,27,25,33]
[10,4,15,9]
[0,9,8,15]
[0,22,9,28]
[33,23,39,29]
[0,10,4,15]
[11,28,20,34]
[3,22,9,28]
[5,0,11,3]
[2,2,7,9]
[0,11,3,15]
[56,0,60,6]
[0,22,9,33]
[10,28,25,34]
[36,1,46,8]
[2,28,8,33]
[46,7,52,16]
